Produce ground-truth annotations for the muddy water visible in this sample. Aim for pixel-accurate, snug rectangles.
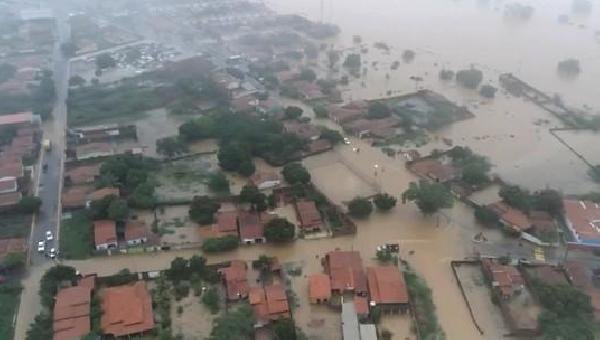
[268,0,600,194]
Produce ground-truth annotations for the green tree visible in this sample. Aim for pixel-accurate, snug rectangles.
[343,53,361,69]
[189,255,207,277]
[2,251,25,270]
[218,143,252,174]
[26,313,53,340]
[202,287,220,314]
[319,128,344,145]
[107,198,128,220]
[39,265,77,307]
[456,68,483,89]
[402,50,416,62]
[499,185,531,212]
[533,190,564,216]
[189,196,220,224]
[557,59,581,75]
[474,206,500,227]
[272,318,298,340]
[202,235,239,253]
[327,50,340,69]
[156,136,188,159]
[367,102,390,119]
[68,75,86,87]
[462,162,490,186]
[96,53,116,69]
[282,163,311,185]
[313,105,328,118]
[128,182,155,209]
[209,304,255,340]
[373,193,397,212]
[208,172,230,193]
[238,160,256,177]
[299,68,316,82]
[348,197,373,218]
[264,218,295,243]
[239,184,267,211]
[284,106,304,120]
[18,196,42,213]
[403,181,454,215]
[168,257,189,282]
[479,85,497,98]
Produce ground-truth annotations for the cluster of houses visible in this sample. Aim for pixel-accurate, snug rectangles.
[0,112,40,210]
[327,101,404,140]
[66,124,140,161]
[309,250,409,339]
[52,274,155,340]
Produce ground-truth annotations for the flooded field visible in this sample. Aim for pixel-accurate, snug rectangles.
[269,0,600,195]
[554,129,600,165]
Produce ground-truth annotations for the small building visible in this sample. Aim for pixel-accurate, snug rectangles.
[249,284,290,326]
[0,162,24,179]
[308,273,332,304]
[239,212,276,244]
[282,120,321,141]
[353,296,370,318]
[231,95,259,113]
[0,111,39,130]
[94,220,117,250]
[124,220,147,246]
[328,106,364,124]
[100,281,155,337]
[214,210,239,237]
[75,142,114,160]
[323,250,368,296]
[53,286,91,340]
[487,202,531,233]
[563,200,600,248]
[61,186,92,210]
[249,172,281,191]
[0,177,17,194]
[64,165,101,185]
[408,158,458,183]
[0,192,22,210]
[481,259,524,299]
[295,200,323,232]
[341,301,360,340]
[366,266,410,313]
[218,260,249,301]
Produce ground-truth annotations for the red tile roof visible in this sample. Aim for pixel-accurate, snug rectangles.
[124,220,146,241]
[215,211,239,235]
[218,260,249,300]
[88,187,119,202]
[488,202,531,232]
[101,281,155,337]
[250,284,290,323]
[0,112,33,127]
[324,250,367,294]
[353,296,369,315]
[295,200,323,231]
[53,286,91,340]
[563,200,600,243]
[409,158,458,183]
[65,165,101,185]
[239,212,276,241]
[309,274,331,301]
[0,162,24,178]
[366,266,409,305]
[0,192,21,207]
[94,220,117,247]
[482,259,524,298]
[61,186,92,209]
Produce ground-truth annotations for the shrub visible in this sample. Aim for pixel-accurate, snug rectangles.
[202,235,239,253]
[264,218,295,243]
[373,193,397,211]
[202,287,220,314]
[348,197,373,218]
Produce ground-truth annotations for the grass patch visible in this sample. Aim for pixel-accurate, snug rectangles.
[60,210,92,259]
[0,281,22,340]
[405,267,445,340]
[0,213,31,239]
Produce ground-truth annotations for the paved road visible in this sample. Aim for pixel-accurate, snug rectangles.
[29,10,70,266]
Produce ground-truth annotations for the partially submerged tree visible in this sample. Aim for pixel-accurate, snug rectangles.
[373,193,397,212]
[403,181,454,215]
[557,59,581,75]
[282,163,311,185]
[284,106,304,120]
[348,197,373,218]
[456,68,483,89]
[189,196,220,224]
[208,172,230,193]
[156,136,188,159]
[479,85,497,98]
[264,218,295,243]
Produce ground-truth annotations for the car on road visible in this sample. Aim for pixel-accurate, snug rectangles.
[37,241,45,252]
[49,248,56,259]
[46,230,53,241]
[343,137,351,145]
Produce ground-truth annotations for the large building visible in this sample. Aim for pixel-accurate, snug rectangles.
[323,250,368,296]
[563,200,600,247]
[100,281,155,337]
[53,286,92,340]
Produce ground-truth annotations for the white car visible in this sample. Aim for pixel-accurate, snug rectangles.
[46,230,53,241]
[37,241,45,252]
[343,137,351,145]
[49,248,56,259]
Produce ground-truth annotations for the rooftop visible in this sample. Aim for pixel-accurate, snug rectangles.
[0,112,34,127]
[325,250,367,294]
[100,281,155,337]
[366,266,409,305]
[295,200,323,230]
[250,284,290,324]
[218,260,249,300]
[488,202,531,232]
[65,165,101,185]
[409,158,458,183]
[308,273,331,301]
[0,192,22,207]
[215,210,239,234]
[89,187,119,202]
[563,200,600,244]
[239,211,276,241]
[124,220,147,241]
[53,286,91,340]
[0,177,17,193]
[61,186,92,209]
[94,220,117,247]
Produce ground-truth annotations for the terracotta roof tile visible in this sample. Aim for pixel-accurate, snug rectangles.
[100,281,155,337]
[88,187,119,202]
[218,260,249,300]
[53,286,91,340]
[94,220,117,247]
[296,200,323,231]
[124,220,146,241]
[325,250,367,294]
[309,274,331,301]
[366,266,409,305]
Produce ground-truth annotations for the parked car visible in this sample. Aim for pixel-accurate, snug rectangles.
[37,241,45,252]
[49,248,56,259]
[46,230,53,241]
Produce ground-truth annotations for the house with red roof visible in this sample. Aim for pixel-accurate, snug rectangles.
[481,259,524,299]
[214,210,239,237]
[323,250,368,296]
[53,286,92,340]
[124,220,147,246]
[218,260,249,301]
[239,212,276,244]
[487,202,532,233]
[94,220,117,250]
[100,281,155,337]
[0,192,22,210]
[64,165,101,185]
[249,171,281,191]
[308,273,331,304]
[295,200,323,232]
[563,200,600,248]
[0,177,17,194]
[366,266,409,313]
[249,284,290,326]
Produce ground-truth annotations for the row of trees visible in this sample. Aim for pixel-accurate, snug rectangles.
[347,193,398,218]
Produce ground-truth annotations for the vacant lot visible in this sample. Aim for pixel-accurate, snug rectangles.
[0,213,31,239]
[306,161,376,205]
[155,155,218,201]
[60,210,92,259]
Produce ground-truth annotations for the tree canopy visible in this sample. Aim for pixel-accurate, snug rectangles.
[456,68,483,89]
[373,193,397,212]
[403,181,454,215]
[348,197,373,218]
[239,184,267,212]
[96,53,116,70]
[282,163,311,185]
[208,172,230,193]
[284,106,304,120]
[209,304,255,340]
[156,136,188,159]
[189,196,220,224]
[202,235,239,253]
[264,218,295,243]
